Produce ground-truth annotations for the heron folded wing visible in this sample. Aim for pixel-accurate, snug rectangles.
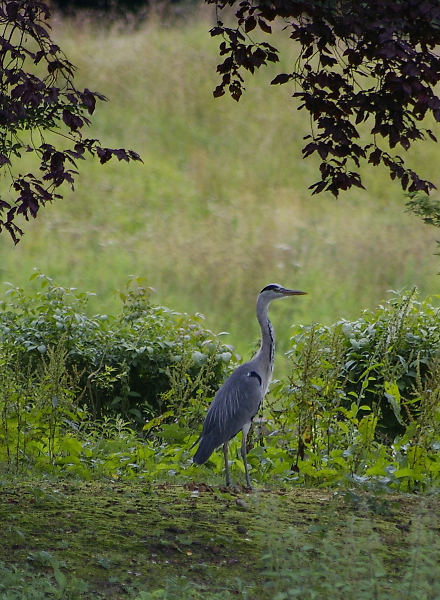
[193,365,263,464]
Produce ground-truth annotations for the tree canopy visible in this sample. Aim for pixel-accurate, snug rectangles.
[0,0,141,243]
[208,0,440,198]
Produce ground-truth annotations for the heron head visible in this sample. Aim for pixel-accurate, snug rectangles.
[259,283,307,300]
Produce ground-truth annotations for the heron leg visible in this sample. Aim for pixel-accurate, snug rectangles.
[223,442,230,486]
[241,422,252,488]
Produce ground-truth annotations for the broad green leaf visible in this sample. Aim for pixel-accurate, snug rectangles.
[393,468,419,478]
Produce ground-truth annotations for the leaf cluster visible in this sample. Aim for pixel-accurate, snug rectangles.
[0,1,141,243]
[209,0,440,196]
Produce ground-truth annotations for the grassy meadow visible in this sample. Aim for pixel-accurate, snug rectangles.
[1,9,440,363]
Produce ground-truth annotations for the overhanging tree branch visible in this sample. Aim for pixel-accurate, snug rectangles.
[208,0,440,197]
[0,0,141,243]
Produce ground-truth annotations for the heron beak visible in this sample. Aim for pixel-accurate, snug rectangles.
[283,288,307,296]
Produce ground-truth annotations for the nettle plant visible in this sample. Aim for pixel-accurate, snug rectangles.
[0,339,85,471]
[262,290,440,491]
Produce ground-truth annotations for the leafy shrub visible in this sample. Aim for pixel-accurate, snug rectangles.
[0,272,237,424]
[259,290,440,491]
[289,289,440,438]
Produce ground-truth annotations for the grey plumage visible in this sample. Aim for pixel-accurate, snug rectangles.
[193,283,306,487]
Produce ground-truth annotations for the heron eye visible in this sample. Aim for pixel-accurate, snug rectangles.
[260,284,279,293]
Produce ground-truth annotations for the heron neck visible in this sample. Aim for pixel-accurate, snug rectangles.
[255,296,275,384]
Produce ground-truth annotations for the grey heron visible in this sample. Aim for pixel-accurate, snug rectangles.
[193,283,306,487]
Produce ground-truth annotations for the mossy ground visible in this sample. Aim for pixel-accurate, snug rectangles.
[1,477,438,598]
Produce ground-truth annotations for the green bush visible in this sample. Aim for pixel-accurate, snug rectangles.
[0,272,237,424]
[289,289,440,438]
[259,290,440,491]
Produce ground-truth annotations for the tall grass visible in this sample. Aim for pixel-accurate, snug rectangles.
[1,10,439,361]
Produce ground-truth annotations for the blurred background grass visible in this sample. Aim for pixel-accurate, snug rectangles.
[1,9,439,364]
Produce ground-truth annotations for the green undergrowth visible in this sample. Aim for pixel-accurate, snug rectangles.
[264,288,440,492]
[0,479,438,599]
[0,277,439,493]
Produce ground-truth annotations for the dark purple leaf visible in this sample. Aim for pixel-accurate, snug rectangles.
[213,85,226,98]
[62,110,84,131]
[258,19,272,34]
[210,26,224,37]
[96,147,113,165]
[112,149,130,162]
[128,150,143,162]
[80,89,97,115]
[34,49,45,64]
[245,16,256,32]
[271,73,291,85]
[6,2,19,21]
[217,57,234,74]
